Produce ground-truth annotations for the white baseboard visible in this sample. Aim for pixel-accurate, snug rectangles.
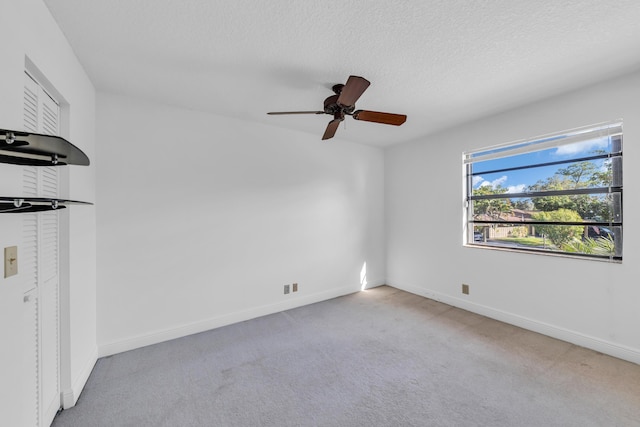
[98,281,383,357]
[61,346,98,409]
[389,281,640,366]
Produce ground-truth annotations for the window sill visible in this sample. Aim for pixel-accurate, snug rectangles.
[463,242,622,263]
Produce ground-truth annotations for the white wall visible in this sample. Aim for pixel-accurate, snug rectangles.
[0,0,97,421]
[386,70,640,364]
[96,93,385,355]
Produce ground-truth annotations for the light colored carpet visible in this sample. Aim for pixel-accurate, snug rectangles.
[53,286,640,426]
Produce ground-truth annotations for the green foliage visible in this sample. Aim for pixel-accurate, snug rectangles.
[529,176,575,211]
[508,226,528,238]
[492,236,545,247]
[511,199,533,210]
[562,235,615,256]
[532,209,583,247]
[556,162,598,187]
[472,185,512,220]
[529,160,613,221]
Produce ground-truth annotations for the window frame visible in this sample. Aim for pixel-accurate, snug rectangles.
[463,121,623,262]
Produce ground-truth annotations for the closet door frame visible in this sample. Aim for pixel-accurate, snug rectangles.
[23,70,66,427]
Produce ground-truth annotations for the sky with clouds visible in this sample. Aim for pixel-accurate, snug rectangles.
[471,137,611,194]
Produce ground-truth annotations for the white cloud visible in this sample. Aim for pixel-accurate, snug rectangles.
[474,175,526,193]
[477,175,507,189]
[554,137,608,156]
[472,176,484,186]
[507,184,526,193]
[492,176,507,187]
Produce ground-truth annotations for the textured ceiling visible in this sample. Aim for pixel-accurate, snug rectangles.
[44,0,640,147]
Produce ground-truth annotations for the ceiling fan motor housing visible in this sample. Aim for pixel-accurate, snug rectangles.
[323,94,354,116]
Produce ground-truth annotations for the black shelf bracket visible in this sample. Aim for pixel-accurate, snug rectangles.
[0,128,92,213]
[1,128,90,166]
[0,197,92,213]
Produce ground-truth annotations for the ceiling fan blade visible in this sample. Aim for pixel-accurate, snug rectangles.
[322,118,342,140]
[267,111,325,115]
[337,76,370,107]
[352,110,407,126]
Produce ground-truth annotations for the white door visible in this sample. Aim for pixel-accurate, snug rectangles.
[22,72,61,427]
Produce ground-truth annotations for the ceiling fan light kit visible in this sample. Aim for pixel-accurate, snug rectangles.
[268,75,407,140]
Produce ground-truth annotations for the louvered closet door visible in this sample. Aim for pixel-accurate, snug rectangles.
[22,72,61,427]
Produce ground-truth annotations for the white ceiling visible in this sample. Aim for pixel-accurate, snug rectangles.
[43,0,640,147]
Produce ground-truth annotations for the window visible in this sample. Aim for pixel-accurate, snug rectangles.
[464,121,622,261]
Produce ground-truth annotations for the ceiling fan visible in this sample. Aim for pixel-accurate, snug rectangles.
[267,75,407,140]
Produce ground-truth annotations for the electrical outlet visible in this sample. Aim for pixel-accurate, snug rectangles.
[284,284,290,294]
[292,283,298,292]
[462,284,469,295]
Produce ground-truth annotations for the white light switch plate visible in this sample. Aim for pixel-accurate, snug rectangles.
[4,246,17,278]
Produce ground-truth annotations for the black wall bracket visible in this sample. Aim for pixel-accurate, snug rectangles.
[0,128,92,213]
[1,128,90,166]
